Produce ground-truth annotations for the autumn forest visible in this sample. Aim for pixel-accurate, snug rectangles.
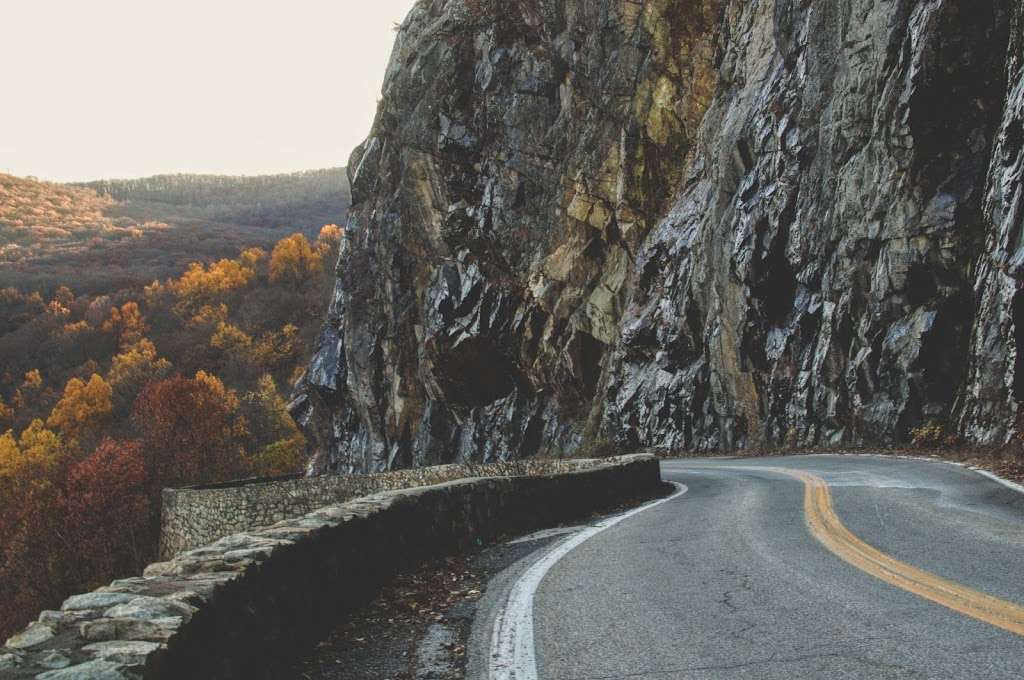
[0,173,345,638]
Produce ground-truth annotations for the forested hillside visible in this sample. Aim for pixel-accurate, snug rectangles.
[0,175,343,637]
[79,168,350,233]
[0,173,168,288]
[0,171,349,296]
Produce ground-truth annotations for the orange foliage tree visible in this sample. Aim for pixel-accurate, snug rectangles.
[0,422,67,637]
[106,339,171,413]
[270,234,322,287]
[102,301,148,348]
[316,224,343,255]
[171,258,255,314]
[46,374,113,447]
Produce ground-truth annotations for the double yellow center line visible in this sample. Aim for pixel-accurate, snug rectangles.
[708,465,1024,637]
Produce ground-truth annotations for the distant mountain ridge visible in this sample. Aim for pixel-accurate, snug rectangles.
[76,167,351,233]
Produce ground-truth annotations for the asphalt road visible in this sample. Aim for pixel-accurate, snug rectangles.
[469,455,1024,680]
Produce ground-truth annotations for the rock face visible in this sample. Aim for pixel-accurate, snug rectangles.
[294,0,1024,473]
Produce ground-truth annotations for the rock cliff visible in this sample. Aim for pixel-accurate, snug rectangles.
[292,0,1024,473]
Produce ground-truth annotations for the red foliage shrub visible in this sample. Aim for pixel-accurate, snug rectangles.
[63,438,152,585]
[131,375,242,487]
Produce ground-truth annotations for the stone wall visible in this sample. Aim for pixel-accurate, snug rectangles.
[160,458,594,558]
[0,455,662,679]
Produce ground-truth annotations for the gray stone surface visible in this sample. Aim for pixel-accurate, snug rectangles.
[35,660,129,680]
[81,641,160,665]
[61,594,136,612]
[4,624,54,650]
[0,455,660,679]
[102,598,194,623]
[78,619,177,644]
[35,651,70,671]
[293,0,1024,473]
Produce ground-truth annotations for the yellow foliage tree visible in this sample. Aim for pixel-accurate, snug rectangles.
[172,259,255,314]
[245,375,306,476]
[194,370,241,412]
[188,303,229,329]
[251,435,306,477]
[11,369,45,412]
[52,286,75,308]
[239,247,268,270]
[0,421,64,480]
[46,374,113,444]
[106,339,172,411]
[316,224,343,254]
[22,369,43,391]
[102,302,148,348]
[18,420,64,471]
[210,322,253,357]
[143,279,170,309]
[108,339,170,384]
[192,370,249,460]
[250,324,300,370]
[270,234,322,287]
[0,430,20,478]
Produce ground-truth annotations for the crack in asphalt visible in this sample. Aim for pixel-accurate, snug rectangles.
[714,568,762,644]
[554,650,923,679]
[717,568,752,614]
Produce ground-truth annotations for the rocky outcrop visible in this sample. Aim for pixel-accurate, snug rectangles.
[957,8,1024,443]
[294,0,1024,472]
[605,0,1016,451]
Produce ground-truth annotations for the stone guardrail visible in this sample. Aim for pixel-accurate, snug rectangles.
[0,454,662,679]
[159,459,599,558]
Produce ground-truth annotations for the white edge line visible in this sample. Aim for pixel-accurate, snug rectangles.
[970,467,1024,496]
[664,453,1024,498]
[821,453,1024,497]
[487,482,688,680]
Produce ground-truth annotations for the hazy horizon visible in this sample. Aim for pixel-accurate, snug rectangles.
[0,0,416,183]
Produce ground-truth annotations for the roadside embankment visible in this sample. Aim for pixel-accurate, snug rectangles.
[0,454,661,679]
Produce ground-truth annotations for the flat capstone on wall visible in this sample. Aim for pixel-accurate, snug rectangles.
[160,459,596,558]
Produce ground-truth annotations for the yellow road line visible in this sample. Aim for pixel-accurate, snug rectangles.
[700,465,1024,637]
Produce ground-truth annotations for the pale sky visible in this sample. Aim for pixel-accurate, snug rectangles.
[0,0,416,182]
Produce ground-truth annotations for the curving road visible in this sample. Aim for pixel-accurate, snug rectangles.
[468,455,1024,680]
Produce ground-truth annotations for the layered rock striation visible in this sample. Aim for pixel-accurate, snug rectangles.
[293,0,1024,472]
